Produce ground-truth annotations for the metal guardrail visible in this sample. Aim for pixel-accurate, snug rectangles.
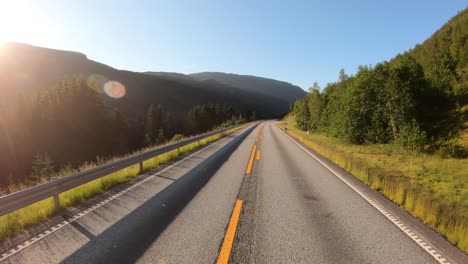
[0,124,245,216]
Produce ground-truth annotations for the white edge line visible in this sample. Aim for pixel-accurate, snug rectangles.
[0,126,249,261]
[276,124,451,264]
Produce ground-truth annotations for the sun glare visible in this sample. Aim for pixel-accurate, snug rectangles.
[0,1,53,46]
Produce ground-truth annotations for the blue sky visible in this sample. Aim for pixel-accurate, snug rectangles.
[0,1,466,90]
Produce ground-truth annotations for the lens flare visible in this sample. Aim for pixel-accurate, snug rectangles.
[104,81,126,99]
[86,74,126,99]
[86,74,108,94]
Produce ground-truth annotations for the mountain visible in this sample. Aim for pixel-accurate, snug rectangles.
[189,72,306,104]
[0,43,297,120]
[144,71,294,117]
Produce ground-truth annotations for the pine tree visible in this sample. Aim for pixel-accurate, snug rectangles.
[250,111,257,121]
[31,153,54,181]
[144,104,157,145]
[156,128,166,145]
[294,98,310,130]
[307,87,323,131]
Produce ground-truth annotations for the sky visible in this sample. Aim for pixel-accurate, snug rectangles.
[0,1,466,90]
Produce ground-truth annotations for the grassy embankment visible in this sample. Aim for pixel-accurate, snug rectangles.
[279,116,468,253]
[0,125,246,240]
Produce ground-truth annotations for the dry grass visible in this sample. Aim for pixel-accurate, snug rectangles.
[280,116,468,253]
[0,125,245,240]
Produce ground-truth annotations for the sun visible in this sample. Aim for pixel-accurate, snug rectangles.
[0,0,52,45]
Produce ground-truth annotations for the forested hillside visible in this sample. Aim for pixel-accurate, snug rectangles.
[292,8,467,157]
[145,71,291,116]
[0,73,250,186]
[410,9,467,96]
[0,43,301,186]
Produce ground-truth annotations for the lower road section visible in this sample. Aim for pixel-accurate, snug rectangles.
[2,121,466,263]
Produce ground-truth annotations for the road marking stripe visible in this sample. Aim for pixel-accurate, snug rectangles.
[256,150,261,161]
[0,128,249,262]
[245,144,257,174]
[256,124,265,142]
[255,125,262,142]
[247,124,264,174]
[277,124,452,264]
[217,200,243,264]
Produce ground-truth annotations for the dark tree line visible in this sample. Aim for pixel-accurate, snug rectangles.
[0,75,255,186]
[143,104,174,146]
[0,75,132,185]
[185,103,251,134]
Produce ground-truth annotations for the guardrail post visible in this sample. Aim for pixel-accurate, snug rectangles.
[53,194,60,211]
[139,161,144,173]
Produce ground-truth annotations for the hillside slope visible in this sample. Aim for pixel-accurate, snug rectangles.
[406,8,467,95]
[292,7,467,147]
[144,71,292,117]
[190,72,306,103]
[401,8,467,148]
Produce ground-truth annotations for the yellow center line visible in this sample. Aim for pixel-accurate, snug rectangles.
[216,124,263,263]
[216,199,243,264]
[245,144,257,174]
[256,123,265,142]
[247,123,264,174]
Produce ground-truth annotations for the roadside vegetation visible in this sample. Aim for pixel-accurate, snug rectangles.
[0,124,245,240]
[286,9,467,252]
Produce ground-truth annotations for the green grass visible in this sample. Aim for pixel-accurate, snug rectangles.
[280,116,468,253]
[0,125,245,240]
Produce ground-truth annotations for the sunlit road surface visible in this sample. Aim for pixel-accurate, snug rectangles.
[1,122,466,264]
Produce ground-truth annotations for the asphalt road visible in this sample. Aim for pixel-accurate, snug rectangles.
[231,122,437,263]
[1,121,466,263]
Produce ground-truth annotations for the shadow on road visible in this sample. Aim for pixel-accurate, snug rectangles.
[62,125,256,264]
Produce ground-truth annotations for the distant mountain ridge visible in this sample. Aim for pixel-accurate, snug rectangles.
[190,72,306,103]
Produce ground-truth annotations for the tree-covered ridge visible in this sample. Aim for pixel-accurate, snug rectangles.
[408,8,467,96]
[292,8,467,157]
[189,72,306,103]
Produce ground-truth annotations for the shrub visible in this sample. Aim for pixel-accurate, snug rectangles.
[436,138,465,158]
[395,120,427,152]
